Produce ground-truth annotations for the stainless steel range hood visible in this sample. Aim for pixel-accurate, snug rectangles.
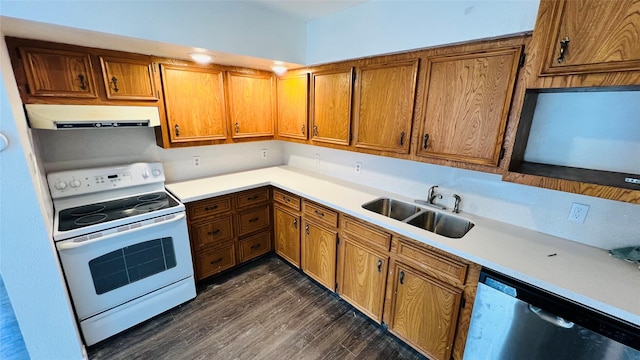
[25,104,161,130]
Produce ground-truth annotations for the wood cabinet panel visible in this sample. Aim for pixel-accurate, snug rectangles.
[396,240,468,286]
[353,60,418,153]
[277,74,308,140]
[235,187,270,208]
[187,196,233,221]
[310,68,353,145]
[191,214,234,251]
[388,263,462,360]
[197,242,237,279]
[273,189,301,211]
[416,47,521,166]
[341,216,391,252]
[540,0,640,76]
[160,64,227,143]
[239,231,271,263]
[19,47,97,98]
[337,238,388,323]
[237,204,270,237]
[302,201,338,228]
[274,205,301,268]
[301,219,338,291]
[99,56,157,100]
[227,71,275,138]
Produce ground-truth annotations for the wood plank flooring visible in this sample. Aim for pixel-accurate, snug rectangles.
[88,255,427,360]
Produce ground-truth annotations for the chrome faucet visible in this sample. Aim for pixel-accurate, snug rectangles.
[452,194,461,213]
[428,185,442,205]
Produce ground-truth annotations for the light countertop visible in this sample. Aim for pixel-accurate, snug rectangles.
[166,166,640,326]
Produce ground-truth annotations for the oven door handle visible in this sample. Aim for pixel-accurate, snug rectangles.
[56,213,186,251]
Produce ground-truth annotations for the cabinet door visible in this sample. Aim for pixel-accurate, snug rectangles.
[227,72,275,138]
[353,60,418,153]
[18,47,97,98]
[337,238,388,323]
[416,47,521,166]
[540,0,640,76]
[160,64,227,143]
[100,56,158,100]
[310,68,353,145]
[301,219,337,291]
[274,206,301,268]
[277,74,308,140]
[388,263,462,360]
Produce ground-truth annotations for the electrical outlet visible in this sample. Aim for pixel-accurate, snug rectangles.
[261,149,267,159]
[315,154,320,166]
[568,203,589,223]
[192,156,201,167]
[355,162,362,174]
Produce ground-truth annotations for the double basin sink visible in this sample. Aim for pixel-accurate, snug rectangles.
[362,198,474,239]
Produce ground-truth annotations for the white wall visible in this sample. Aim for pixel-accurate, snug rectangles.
[0,0,306,64]
[0,37,85,359]
[306,0,540,64]
[282,142,640,250]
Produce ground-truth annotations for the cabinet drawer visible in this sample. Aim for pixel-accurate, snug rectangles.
[188,196,232,221]
[197,242,236,279]
[273,189,301,211]
[236,187,270,208]
[341,216,391,252]
[239,231,271,263]
[396,240,468,286]
[190,215,234,250]
[302,200,338,228]
[237,204,270,237]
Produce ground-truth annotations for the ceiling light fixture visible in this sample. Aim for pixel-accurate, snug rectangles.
[189,52,213,64]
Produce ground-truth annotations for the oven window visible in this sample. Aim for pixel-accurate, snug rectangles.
[89,237,177,295]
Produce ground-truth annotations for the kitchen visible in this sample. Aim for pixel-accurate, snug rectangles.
[1,1,639,359]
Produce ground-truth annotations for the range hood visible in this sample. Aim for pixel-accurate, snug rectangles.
[25,104,161,130]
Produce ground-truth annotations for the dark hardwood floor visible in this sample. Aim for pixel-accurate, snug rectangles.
[88,255,427,360]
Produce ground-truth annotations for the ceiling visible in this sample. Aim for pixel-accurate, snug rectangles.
[243,0,368,21]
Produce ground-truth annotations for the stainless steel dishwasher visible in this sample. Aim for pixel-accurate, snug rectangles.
[464,270,640,360]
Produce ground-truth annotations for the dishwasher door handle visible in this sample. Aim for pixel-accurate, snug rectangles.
[529,305,574,328]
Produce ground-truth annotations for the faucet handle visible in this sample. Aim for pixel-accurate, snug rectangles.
[452,194,461,213]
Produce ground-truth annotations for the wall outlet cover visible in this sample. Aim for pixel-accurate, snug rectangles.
[355,162,362,174]
[192,156,201,167]
[261,149,267,159]
[568,203,589,223]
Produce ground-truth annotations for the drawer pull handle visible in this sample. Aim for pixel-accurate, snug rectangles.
[208,229,221,236]
[377,259,383,273]
[247,195,259,201]
[283,196,290,203]
[248,217,259,223]
[314,210,325,218]
[250,243,262,250]
[399,271,405,285]
[110,76,119,93]
[557,37,570,64]
[305,224,309,235]
[204,205,218,211]
[293,218,298,227]
[210,257,223,265]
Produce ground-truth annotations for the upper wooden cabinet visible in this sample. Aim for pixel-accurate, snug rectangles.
[277,73,309,140]
[227,71,275,139]
[538,0,640,77]
[18,47,98,99]
[99,56,158,100]
[353,60,419,154]
[310,68,354,146]
[160,64,228,143]
[416,46,522,166]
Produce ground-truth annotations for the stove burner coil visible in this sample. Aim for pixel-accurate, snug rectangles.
[75,213,108,226]
[137,193,162,202]
[69,204,107,217]
[134,201,166,212]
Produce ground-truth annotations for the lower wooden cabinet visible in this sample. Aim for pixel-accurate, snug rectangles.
[239,231,271,263]
[197,242,237,279]
[301,201,339,291]
[274,205,301,267]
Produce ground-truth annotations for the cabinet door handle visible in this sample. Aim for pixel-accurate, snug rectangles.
[314,210,325,218]
[377,259,383,273]
[110,76,119,93]
[250,243,262,250]
[175,124,180,137]
[301,124,305,135]
[78,74,87,90]
[305,224,309,235]
[248,217,259,223]
[207,229,221,236]
[210,257,223,265]
[293,218,298,228]
[399,131,405,146]
[557,37,570,64]
[235,122,240,133]
[399,271,405,285]
[422,134,429,149]
[313,125,318,137]
[204,205,218,211]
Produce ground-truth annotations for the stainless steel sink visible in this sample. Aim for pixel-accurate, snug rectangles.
[362,197,474,239]
[362,198,421,221]
[405,211,474,239]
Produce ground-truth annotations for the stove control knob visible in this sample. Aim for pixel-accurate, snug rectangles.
[142,170,150,179]
[70,179,82,188]
[55,180,68,190]
[152,169,162,177]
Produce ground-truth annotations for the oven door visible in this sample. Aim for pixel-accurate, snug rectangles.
[56,212,194,320]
